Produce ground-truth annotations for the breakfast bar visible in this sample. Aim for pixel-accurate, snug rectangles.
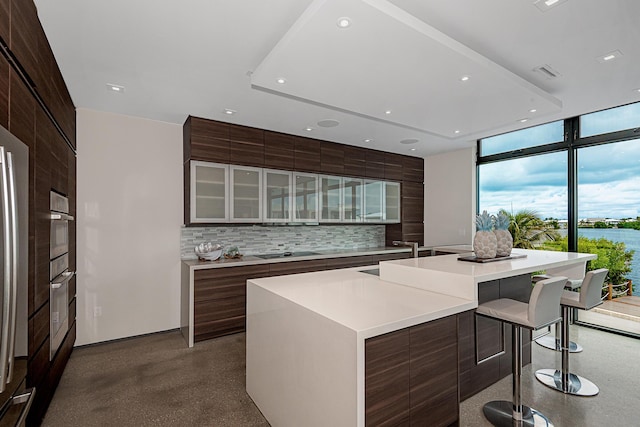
[245,249,595,426]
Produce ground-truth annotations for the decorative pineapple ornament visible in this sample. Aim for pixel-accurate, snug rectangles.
[493,212,513,257]
[473,210,497,259]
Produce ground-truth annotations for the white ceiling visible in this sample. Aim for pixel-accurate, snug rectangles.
[34,0,640,157]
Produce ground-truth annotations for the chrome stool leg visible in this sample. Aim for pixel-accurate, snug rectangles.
[535,306,599,396]
[535,321,582,352]
[483,326,554,426]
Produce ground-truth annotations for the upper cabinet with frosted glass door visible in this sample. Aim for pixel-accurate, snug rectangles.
[363,180,400,223]
[319,175,342,222]
[384,181,401,223]
[342,177,363,222]
[230,165,262,222]
[363,180,384,222]
[263,169,292,222]
[190,161,229,223]
[293,173,319,223]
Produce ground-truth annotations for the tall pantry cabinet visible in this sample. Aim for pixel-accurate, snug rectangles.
[1,0,77,424]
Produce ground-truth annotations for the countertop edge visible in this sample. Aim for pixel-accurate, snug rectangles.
[183,246,430,269]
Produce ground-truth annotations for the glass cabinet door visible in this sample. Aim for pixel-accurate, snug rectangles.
[342,178,363,222]
[384,181,401,223]
[363,180,384,222]
[293,173,319,222]
[230,166,262,222]
[190,161,228,222]
[263,169,292,222]
[319,176,342,222]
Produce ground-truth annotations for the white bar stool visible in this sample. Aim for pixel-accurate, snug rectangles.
[535,268,608,397]
[532,274,583,352]
[476,276,567,427]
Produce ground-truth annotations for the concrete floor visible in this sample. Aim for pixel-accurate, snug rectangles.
[43,325,640,426]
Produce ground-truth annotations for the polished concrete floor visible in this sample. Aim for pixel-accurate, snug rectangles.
[43,325,639,426]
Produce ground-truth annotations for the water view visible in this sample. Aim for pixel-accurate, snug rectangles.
[576,228,640,297]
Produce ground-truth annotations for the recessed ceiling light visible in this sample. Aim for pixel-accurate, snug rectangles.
[597,50,623,63]
[454,130,461,134]
[385,110,392,115]
[106,83,125,93]
[305,127,313,132]
[337,17,351,28]
[276,78,286,84]
[224,109,236,115]
[410,148,417,151]
[519,118,529,123]
[460,76,470,82]
[317,119,340,128]
[533,0,568,12]
[363,139,373,143]
[400,139,419,145]
[529,109,537,113]
[636,88,640,93]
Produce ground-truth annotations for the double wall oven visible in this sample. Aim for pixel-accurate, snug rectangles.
[49,191,74,360]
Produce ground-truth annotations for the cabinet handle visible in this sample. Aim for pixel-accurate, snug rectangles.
[50,213,74,221]
[51,271,75,288]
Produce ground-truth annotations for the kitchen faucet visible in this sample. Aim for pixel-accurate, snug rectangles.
[392,240,419,258]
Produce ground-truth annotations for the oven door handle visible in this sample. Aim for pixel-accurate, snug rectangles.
[13,387,36,426]
[50,213,74,221]
[51,271,75,289]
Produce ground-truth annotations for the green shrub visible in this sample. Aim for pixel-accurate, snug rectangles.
[540,236,634,285]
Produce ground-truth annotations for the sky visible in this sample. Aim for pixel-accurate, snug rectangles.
[478,103,640,220]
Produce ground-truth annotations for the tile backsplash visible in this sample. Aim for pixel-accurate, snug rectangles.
[181,225,385,259]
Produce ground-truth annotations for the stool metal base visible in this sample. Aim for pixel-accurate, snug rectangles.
[483,401,554,427]
[535,335,582,353]
[535,369,599,396]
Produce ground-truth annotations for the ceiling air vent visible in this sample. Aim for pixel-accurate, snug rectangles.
[533,64,561,79]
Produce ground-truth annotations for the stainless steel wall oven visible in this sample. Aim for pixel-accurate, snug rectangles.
[49,191,74,360]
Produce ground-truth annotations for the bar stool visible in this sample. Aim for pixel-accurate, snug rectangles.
[476,276,567,427]
[535,268,608,397]
[532,275,583,353]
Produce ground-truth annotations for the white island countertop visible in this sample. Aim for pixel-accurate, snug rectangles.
[380,248,596,301]
[248,267,476,339]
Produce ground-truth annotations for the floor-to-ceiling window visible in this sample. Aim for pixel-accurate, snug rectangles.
[478,102,640,336]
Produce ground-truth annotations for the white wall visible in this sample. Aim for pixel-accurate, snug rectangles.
[424,147,476,246]
[76,109,183,346]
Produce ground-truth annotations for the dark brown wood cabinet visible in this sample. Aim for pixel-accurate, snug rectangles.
[0,0,9,45]
[2,2,77,424]
[294,136,321,173]
[325,255,374,269]
[403,155,424,183]
[320,142,344,175]
[384,152,403,181]
[458,274,532,401]
[401,181,424,223]
[365,328,410,426]
[365,149,385,179]
[365,314,459,427]
[229,123,264,167]
[343,145,366,177]
[184,116,230,163]
[264,130,294,170]
[268,259,328,276]
[194,265,270,342]
[9,0,39,86]
[0,54,8,128]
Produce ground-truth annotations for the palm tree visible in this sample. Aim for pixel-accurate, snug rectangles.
[499,208,560,249]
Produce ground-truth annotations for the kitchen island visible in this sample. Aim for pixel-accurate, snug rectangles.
[246,249,595,427]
